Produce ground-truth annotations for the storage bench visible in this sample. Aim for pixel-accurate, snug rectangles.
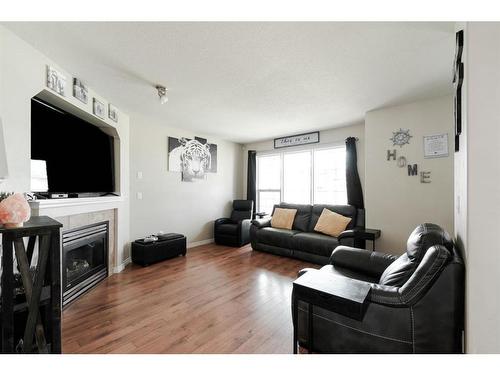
[131,233,186,266]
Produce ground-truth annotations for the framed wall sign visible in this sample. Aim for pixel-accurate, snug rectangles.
[423,133,449,158]
[274,131,320,149]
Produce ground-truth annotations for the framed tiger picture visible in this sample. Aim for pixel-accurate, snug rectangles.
[167,136,217,182]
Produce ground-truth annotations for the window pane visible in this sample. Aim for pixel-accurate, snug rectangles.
[258,191,281,214]
[313,147,347,205]
[283,151,311,204]
[257,154,280,190]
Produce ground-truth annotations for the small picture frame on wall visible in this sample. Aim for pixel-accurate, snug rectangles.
[46,65,66,96]
[93,98,106,119]
[423,133,449,158]
[73,78,88,104]
[108,104,118,122]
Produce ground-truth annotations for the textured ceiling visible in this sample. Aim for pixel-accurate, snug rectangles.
[4,22,455,143]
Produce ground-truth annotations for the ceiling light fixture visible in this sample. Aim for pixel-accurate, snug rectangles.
[156,85,168,104]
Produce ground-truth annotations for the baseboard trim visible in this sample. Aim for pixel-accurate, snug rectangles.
[113,257,131,273]
[188,238,214,248]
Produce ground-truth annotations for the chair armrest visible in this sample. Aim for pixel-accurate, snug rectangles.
[368,283,403,305]
[251,217,271,228]
[214,218,231,227]
[239,219,252,243]
[329,246,398,278]
[297,267,317,278]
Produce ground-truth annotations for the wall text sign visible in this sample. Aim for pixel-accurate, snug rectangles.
[274,131,320,149]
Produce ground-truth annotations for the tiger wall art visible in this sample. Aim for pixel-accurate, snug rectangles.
[168,136,217,182]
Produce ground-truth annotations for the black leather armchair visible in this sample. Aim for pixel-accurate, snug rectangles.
[214,200,253,247]
[292,223,465,353]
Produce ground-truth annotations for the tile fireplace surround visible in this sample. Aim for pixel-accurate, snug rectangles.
[56,210,116,274]
[29,196,128,274]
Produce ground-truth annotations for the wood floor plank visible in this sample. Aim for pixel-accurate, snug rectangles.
[62,243,316,353]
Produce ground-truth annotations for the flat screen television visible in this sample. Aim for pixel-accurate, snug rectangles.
[31,98,115,195]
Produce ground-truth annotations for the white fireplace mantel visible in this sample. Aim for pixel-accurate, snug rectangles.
[29,196,125,218]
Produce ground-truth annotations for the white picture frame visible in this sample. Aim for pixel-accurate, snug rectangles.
[46,65,66,96]
[93,98,106,119]
[73,78,88,104]
[423,133,449,158]
[108,104,118,122]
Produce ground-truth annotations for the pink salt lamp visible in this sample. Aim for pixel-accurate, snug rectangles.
[0,193,31,228]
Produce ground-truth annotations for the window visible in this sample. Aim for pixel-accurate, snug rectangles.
[256,154,281,214]
[256,145,347,213]
[313,148,347,205]
[283,151,311,204]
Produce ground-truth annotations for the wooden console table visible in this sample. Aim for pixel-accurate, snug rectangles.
[0,216,62,353]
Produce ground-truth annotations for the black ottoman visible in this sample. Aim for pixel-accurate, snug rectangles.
[131,233,186,266]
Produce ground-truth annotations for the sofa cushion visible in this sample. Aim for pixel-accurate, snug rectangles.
[308,205,357,232]
[271,208,297,230]
[257,227,300,249]
[314,208,352,237]
[292,232,339,257]
[273,203,312,232]
[217,223,238,235]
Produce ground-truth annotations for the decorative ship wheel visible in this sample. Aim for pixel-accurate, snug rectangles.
[390,128,412,147]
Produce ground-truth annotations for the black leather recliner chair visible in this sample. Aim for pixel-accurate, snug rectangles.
[293,223,465,353]
[214,200,253,247]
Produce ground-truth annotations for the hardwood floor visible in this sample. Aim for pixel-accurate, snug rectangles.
[62,243,317,353]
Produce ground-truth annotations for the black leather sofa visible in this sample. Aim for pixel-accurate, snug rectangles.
[293,223,465,353]
[250,203,365,265]
[214,200,253,247]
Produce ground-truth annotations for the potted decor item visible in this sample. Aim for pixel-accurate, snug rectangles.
[0,192,31,228]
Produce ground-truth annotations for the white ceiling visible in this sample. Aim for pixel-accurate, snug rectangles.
[4,22,455,144]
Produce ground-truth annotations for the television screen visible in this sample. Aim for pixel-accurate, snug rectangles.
[31,98,115,194]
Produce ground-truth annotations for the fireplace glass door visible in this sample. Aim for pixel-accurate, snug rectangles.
[62,222,108,306]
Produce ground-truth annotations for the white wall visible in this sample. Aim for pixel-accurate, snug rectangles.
[0,26,131,268]
[458,22,500,354]
[242,123,365,198]
[129,111,244,244]
[365,96,454,253]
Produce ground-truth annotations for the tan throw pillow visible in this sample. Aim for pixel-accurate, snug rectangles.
[271,208,297,230]
[314,208,352,237]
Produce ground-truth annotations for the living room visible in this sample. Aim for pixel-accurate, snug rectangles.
[1,0,500,372]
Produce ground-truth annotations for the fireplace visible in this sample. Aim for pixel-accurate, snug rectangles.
[62,221,109,307]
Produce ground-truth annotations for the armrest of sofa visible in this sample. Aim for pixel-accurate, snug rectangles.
[214,218,232,228]
[251,217,271,228]
[337,227,363,240]
[329,246,398,278]
[337,227,364,245]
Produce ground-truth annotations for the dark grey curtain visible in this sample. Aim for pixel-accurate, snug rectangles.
[345,137,364,209]
[247,150,257,218]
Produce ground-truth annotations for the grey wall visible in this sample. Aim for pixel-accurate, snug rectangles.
[129,111,244,244]
[365,96,454,253]
[457,22,500,354]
